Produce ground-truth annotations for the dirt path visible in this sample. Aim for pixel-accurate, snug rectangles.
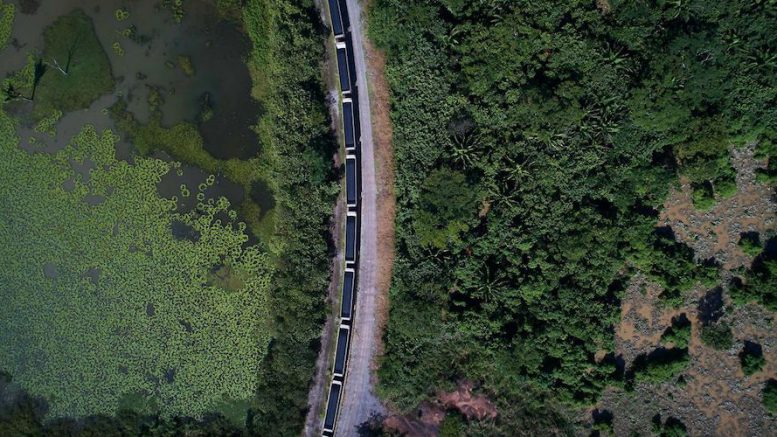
[335,0,388,434]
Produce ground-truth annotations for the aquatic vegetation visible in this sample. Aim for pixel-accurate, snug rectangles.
[0,1,13,50]
[109,98,275,240]
[32,9,113,119]
[33,109,62,137]
[178,55,195,77]
[112,41,125,56]
[0,110,273,418]
[164,0,185,23]
[114,8,129,22]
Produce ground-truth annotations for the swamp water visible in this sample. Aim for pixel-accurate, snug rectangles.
[1,0,267,209]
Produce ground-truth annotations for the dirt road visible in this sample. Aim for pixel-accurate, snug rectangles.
[334,0,387,434]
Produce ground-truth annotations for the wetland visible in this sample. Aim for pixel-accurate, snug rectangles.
[0,0,307,427]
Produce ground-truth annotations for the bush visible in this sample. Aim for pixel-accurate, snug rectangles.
[700,323,734,350]
[661,314,691,349]
[730,236,777,311]
[739,232,763,257]
[763,380,777,414]
[739,342,765,376]
[632,348,690,384]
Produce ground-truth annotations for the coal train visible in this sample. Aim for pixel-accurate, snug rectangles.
[323,0,363,435]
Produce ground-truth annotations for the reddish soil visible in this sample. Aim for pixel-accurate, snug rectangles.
[362,9,396,376]
[438,381,498,421]
[383,381,498,437]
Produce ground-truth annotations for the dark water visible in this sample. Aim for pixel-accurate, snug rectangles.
[1,0,266,210]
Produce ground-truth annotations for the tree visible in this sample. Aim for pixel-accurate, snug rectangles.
[414,168,478,249]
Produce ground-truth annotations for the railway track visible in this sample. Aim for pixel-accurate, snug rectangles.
[320,0,384,435]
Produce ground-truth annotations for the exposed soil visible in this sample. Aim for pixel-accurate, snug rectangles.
[595,144,777,436]
[362,15,396,375]
[660,144,776,270]
[437,381,498,421]
[383,381,498,437]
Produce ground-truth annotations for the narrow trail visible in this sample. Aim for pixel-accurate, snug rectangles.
[334,0,387,434]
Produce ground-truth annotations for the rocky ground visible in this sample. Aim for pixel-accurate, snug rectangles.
[590,144,777,436]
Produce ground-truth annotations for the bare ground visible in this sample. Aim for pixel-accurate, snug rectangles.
[593,144,777,437]
[362,15,395,379]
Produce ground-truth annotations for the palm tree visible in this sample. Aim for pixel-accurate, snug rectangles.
[448,129,481,169]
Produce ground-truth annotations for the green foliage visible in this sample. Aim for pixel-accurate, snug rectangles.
[414,168,478,248]
[369,0,777,427]
[764,380,777,414]
[661,314,691,349]
[738,232,763,257]
[33,109,62,137]
[755,130,777,186]
[661,417,689,437]
[741,353,766,376]
[699,322,734,350]
[240,0,339,434]
[163,0,185,23]
[730,236,777,311]
[109,98,275,241]
[0,1,13,51]
[439,412,465,437]
[33,10,114,119]
[178,55,195,77]
[631,227,719,307]
[0,113,273,418]
[114,8,130,22]
[631,349,690,384]
[740,343,765,376]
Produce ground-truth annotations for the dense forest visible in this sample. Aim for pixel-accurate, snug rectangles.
[0,0,335,435]
[370,0,776,433]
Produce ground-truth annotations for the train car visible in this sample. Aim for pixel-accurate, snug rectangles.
[336,0,351,31]
[345,211,357,264]
[333,325,351,379]
[341,267,355,322]
[327,0,344,39]
[342,98,357,152]
[336,42,352,95]
[345,155,358,208]
[322,380,343,436]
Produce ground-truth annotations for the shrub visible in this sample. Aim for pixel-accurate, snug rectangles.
[739,232,763,257]
[700,322,734,350]
[739,342,765,376]
[661,314,691,349]
[763,380,777,414]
